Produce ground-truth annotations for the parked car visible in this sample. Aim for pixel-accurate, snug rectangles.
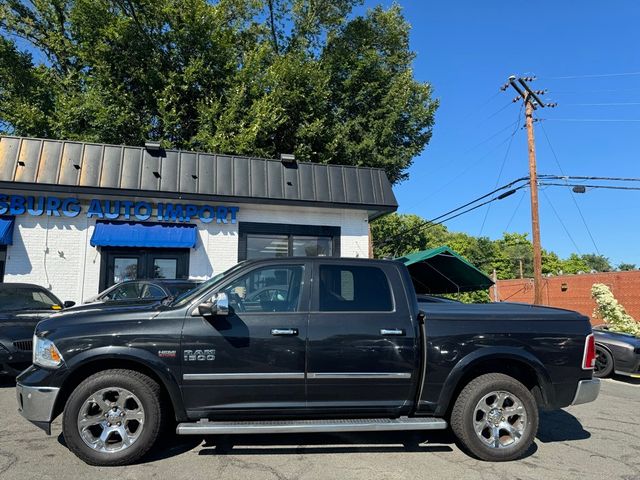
[16,258,599,466]
[84,279,201,304]
[0,283,75,376]
[592,325,640,378]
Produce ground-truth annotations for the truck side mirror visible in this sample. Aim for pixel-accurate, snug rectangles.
[63,300,76,309]
[197,292,229,317]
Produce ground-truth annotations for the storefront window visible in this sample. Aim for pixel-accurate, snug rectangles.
[113,258,139,283]
[239,223,340,262]
[102,249,189,290]
[292,236,332,257]
[154,259,178,279]
[247,235,289,259]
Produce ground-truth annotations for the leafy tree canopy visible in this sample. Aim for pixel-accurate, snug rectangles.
[371,213,632,289]
[0,0,437,183]
[618,263,637,271]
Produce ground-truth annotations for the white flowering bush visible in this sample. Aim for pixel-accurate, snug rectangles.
[591,283,640,337]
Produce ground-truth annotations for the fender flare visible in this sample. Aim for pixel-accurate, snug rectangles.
[60,346,187,421]
[434,347,554,416]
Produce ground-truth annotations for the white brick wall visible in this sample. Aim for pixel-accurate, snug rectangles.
[3,197,370,304]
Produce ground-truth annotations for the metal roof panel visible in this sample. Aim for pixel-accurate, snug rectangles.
[0,136,398,218]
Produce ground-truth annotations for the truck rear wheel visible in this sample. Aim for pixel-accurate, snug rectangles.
[451,373,538,462]
[62,369,165,466]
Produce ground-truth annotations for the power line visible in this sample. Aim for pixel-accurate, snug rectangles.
[504,190,527,232]
[562,102,640,106]
[539,182,640,191]
[423,184,530,230]
[375,178,530,247]
[540,189,582,254]
[539,124,601,254]
[479,104,523,235]
[548,88,640,95]
[544,118,640,122]
[484,101,516,121]
[542,71,640,80]
[464,119,520,153]
[539,174,640,182]
[416,130,522,205]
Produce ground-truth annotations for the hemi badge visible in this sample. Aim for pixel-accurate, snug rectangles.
[158,350,177,358]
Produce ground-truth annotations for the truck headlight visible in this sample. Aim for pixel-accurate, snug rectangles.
[33,335,64,368]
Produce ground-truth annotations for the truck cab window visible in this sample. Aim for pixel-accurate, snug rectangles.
[222,265,304,313]
[319,265,393,312]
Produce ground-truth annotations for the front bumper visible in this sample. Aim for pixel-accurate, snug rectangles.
[16,382,60,435]
[571,378,600,406]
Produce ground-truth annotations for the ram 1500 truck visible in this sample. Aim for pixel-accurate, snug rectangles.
[16,258,600,466]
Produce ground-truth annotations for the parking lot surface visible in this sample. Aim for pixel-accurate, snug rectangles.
[0,376,638,480]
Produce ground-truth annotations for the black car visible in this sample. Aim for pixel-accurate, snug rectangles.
[0,283,75,376]
[84,279,201,304]
[593,325,640,378]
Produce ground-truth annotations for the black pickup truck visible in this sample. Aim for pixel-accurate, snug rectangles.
[16,257,600,466]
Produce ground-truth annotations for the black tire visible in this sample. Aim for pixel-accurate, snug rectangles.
[62,369,166,466]
[594,345,614,378]
[451,373,538,462]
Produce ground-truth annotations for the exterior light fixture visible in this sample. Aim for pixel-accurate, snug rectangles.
[280,153,296,167]
[144,141,162,152]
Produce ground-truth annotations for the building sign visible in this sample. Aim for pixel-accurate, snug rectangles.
[0,194,239,224]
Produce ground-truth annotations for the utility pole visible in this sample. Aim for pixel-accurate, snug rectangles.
[492,269,499,302]
[501,76,556,305]
[519,259,524,279]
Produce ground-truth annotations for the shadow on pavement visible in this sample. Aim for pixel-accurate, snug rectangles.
[536,409,591,443]
[609,374,640,386]
[57,431,204,462]
[0,375,16,388]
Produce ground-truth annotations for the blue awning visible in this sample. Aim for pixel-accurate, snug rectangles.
[90,222,197,248]
[0,217,15,245]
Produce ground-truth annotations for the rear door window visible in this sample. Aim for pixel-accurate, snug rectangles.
[318,265,393,312]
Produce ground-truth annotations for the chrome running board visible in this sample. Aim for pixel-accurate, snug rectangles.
[176,416,447,435]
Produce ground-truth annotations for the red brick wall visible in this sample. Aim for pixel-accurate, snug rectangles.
[490,271,640,325]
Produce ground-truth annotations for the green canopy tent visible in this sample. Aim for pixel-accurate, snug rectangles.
[395,246,494,294]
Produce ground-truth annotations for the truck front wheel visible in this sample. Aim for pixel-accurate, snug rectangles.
[62,369,166,466]
[451,373,538,462]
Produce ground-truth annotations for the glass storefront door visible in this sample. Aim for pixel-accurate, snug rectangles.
[100,248,189,290]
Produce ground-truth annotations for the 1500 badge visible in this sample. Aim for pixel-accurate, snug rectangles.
[183,349,216,361]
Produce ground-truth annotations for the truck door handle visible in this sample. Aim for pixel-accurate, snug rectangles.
[271,328,298,336]
[380,328,405,336]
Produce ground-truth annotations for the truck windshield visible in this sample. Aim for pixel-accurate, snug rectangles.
[170,262,248,307]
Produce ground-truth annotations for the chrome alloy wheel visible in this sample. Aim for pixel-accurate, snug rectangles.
[77,387,145,453]
[473,390,527,449]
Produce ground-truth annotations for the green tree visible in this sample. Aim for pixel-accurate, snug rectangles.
[618,263,637,271]
[579,254,612,273]
[560,253,590,275]
[0,0,437,184]
[370,213,448,259]
[542,250,563,276]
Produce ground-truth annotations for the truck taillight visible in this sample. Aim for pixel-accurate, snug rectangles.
[582,333,595,370]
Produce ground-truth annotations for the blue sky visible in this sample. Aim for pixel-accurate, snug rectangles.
[359,1,640,266]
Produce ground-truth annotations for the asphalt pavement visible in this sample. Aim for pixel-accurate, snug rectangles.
[0,376,638,480]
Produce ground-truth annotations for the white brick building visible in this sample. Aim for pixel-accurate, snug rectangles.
[0,136,397,304]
